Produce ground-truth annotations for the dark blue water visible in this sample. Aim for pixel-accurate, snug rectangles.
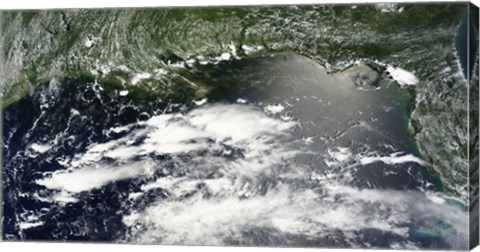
[455,9,478,80]
[1,78,162,241]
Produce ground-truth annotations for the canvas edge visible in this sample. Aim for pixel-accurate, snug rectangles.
[469,1,480,250]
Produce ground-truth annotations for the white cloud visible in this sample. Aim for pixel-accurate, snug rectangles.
[387,65,419,86]
[131,72,152,85]
[264,104,285,114]
[359,152,428,166]
[36,160,155,193]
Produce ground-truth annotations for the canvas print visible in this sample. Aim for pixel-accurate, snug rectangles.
[0,2,479,250]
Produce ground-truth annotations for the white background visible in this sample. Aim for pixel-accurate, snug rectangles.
[0,0,479,251]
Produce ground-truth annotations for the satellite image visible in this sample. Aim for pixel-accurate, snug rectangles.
[0,2,479,250]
